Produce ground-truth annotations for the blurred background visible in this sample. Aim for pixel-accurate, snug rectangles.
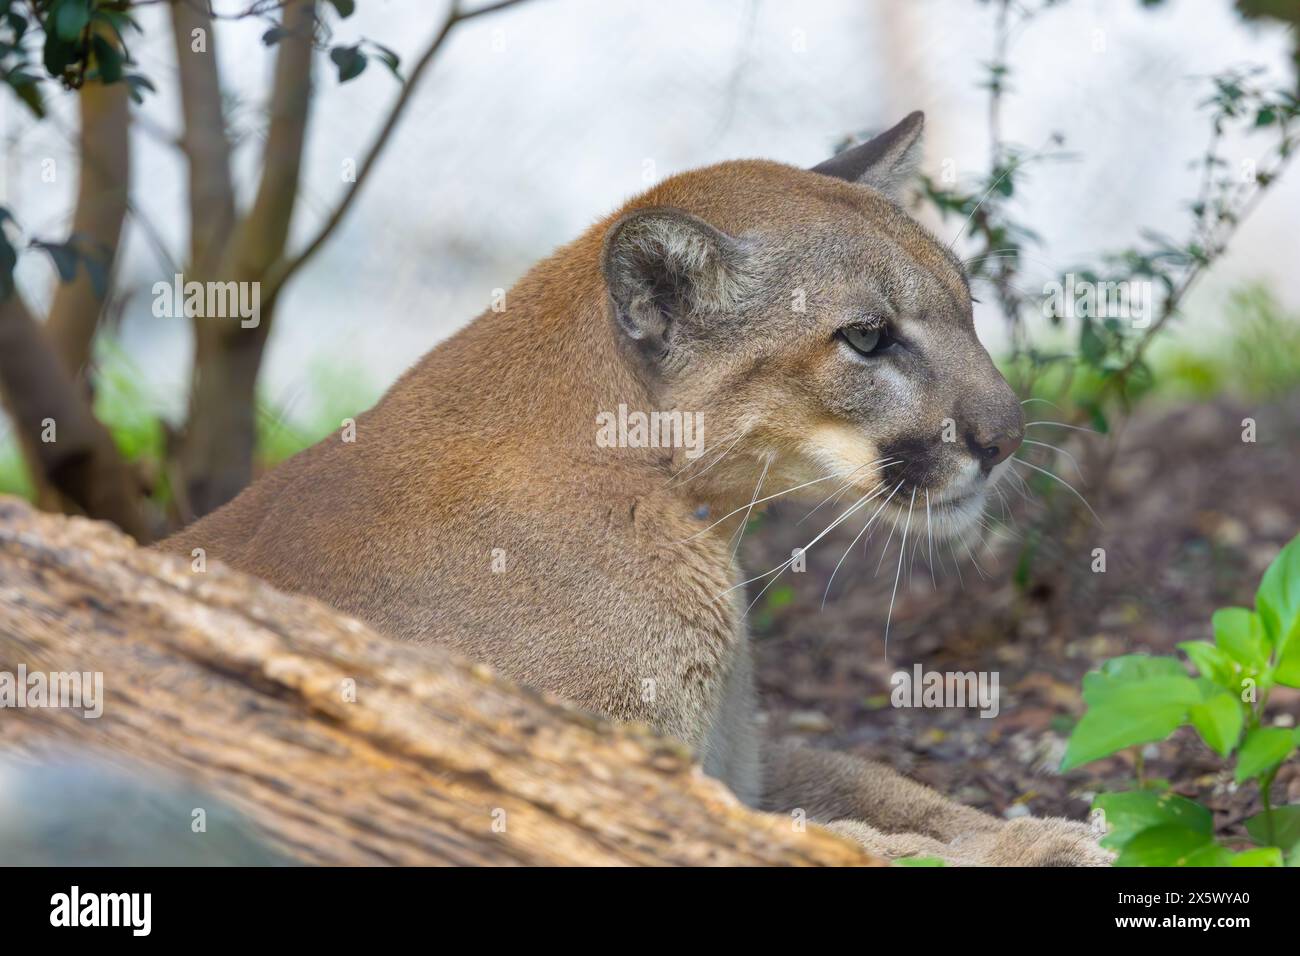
[3,1,1298,498]
[1,0,1299,846]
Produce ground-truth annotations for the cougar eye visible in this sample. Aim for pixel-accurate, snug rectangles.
[838,323,894,357]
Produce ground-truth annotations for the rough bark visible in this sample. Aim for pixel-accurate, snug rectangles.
[0,497,880,867]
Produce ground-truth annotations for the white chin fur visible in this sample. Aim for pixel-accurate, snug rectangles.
[927,489,986,541]
[922,458,1012,542]
[876,484,986,543]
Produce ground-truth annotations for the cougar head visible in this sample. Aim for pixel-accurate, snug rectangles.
[600,112,1023,544]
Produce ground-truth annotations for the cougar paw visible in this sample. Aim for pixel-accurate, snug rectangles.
[952,816,1115,867]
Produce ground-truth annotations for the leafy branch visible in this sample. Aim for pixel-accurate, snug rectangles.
[1064,532,1300,866]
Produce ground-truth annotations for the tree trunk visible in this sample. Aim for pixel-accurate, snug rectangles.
[0,299,152,541]
[44,64,131,379]
[0,497,879,867]
[169,1,236,273]
[0,53,144,535]
[175,0,316,518]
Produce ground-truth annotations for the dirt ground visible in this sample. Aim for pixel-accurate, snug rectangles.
[744,393,1300,844]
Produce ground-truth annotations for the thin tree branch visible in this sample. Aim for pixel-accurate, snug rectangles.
[44,31,132,380]
[169,0,237,271]
[1108,149,1299,389]
[228,0,316,277]
[262,0,536,301]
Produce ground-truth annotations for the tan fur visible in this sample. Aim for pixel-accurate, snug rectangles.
[163,118,1110,865]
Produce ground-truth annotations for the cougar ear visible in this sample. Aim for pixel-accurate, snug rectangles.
[810,111,925,201]
[600,207,751,363]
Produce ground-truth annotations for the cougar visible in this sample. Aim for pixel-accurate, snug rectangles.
[165,113,1110,866]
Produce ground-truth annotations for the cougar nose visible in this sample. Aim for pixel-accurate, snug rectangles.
[968,428,1022,470]
[959,352,1025,473]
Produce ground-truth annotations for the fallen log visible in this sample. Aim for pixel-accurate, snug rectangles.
[0,497,879,866]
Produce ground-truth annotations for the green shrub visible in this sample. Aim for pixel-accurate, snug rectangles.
[1064,532,1300,866]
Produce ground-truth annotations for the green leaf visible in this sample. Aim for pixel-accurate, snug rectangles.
[1213,607,1269,669]
[1114,825,1216,866]
[1178,640,1234,687]
[25,236,107,296]
[1181,844,1237,866]
[1257,532,1300,656]
[1244,805,1300,849]
[90,34,122,85]
[1063,675,1199,770]
[1102,654,1188,681]
[1093,791,1211,850]
[1064,660,1203,770]
[1229,847,1283,866]
[366,41,402,80]
[0,227,17,299]
[42,31,78,78]
[327,0,357,17]
[765,585,794,610]
[1188,691,1244,756]
[53,0,90,43]
[6,9,28,42]
[1088,403,1109,434]
[1234,726,1295,783]
[1277,641,1300,687]
[92,8,140,38]
[122,73,154,105]
[1080,319,1106,365]
[1082,670,1198,709]
[8,72,44,119]
[1082,655,1187,703]
[892,856,946,866]
[31,239,78,282]
[330,44,367,83]
[1272,547,1300,682]
[262,26,292,47]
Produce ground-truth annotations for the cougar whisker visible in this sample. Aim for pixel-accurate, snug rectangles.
[821,480,897,608]
[1012,456,1102,525]
[1024,420,1101,436]
[924,488,937,588]
[873,506,902,576]
[816,481,899,608]
[1022,437,1085,482]
[670,428,745,485]
[684,468,849,541]
[883,488,917,653]
[728,452,773,562]
[947,532,966,591]
[957,524,990,580]
[795,457,900,525]
[719,485,880,602]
